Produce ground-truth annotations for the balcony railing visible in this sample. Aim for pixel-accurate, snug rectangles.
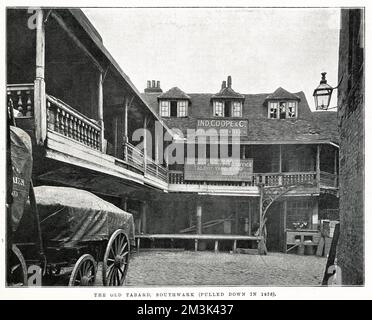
[123,142,168,183]
[7,84,34,118]
[46,94,102,150]
[169,171,318,187]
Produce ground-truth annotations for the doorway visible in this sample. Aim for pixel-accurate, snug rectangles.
[266,202,285,252]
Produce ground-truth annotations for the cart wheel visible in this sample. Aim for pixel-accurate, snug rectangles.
[68,254,97,286]
[7,244,28,286]
[102,229,130,286]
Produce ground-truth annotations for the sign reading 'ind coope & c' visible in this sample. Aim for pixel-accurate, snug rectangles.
[196,119,248,136]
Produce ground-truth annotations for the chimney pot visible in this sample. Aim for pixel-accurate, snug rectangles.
[152,80,156,88]
[222,81,226,89]
[227,76,232,88]
[147,80,151,88]
[157,81,160,88]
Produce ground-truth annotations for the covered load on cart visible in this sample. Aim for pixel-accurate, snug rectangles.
[14,186,135,286]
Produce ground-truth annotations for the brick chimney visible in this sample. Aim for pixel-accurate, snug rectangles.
[144,80,163,93]
[221,80,227,90]
[227,75,232,88]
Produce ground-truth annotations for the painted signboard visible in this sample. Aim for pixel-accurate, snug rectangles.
[184,158,253,182]
[196,119,248,136]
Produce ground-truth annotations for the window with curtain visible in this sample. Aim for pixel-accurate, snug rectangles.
[232,101,242,117]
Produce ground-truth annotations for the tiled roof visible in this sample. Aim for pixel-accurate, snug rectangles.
[158,87,191,100]
[141,89,339,145]
[265,87,301,101]
[211,86,245,99]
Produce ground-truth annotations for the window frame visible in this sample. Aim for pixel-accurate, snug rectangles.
[232,101,242,117]
[160,100,170,117]
[213,100,224,117]
[268,100,298,119]
[177,100,188,117]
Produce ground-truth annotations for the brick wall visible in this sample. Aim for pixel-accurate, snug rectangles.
[336,9,364,285]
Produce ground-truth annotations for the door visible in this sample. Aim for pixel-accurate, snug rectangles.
[266,202,284,252]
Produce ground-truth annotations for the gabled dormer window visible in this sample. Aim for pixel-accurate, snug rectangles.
[160,100,188,118]
[268,101,297,119]
[213,100,242,118]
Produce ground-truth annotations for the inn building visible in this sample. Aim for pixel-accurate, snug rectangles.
[7,8,340,254]
[141,76,339,253]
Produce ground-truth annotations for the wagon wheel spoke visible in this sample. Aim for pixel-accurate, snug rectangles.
[119,242,128,255]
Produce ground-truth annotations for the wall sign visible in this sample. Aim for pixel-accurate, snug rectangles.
[184,159,253,182]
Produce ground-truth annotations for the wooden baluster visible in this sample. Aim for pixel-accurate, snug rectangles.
[55,106,61,133]
[72,117,77,140]
[26,91,32,117]
[17,90,24,117]
[61,110,67,136]
[81,123,86,145]
[65,113,71,137]
[77,119,82,142]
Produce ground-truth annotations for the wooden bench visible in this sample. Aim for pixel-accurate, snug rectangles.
[135,234,261,253]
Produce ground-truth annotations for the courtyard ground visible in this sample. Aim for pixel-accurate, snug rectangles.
[119,250,327,286]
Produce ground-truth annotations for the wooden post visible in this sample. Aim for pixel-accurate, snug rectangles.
[316,145,321,188]
[143,115,148,172]
[283,200,287,253]
[34,9,47,145]
[214,240,219,253]
[233,240,237,253]
[196,204,202,235]
[98,72,104,151]
[124,97,129,161]
[258,185,266,255]
[120,197,127,211]
[140,201,147,234]
[137,237,141,253]
[194,239,198,252]
[334,148,338,187]
[278,145,283,185]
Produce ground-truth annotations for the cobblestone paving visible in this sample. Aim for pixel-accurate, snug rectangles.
[118,250,327,286]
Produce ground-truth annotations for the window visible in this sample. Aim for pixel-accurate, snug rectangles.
[287,101,296,118]
[178,100,188,117]
[159,100,188,117]
[268,101,297,119]
[160,100,170,117]
[214,100,243,117]
[269,102,278,119]
[286,200,313,229]
[232,101,242,117]
[214,101,224,117]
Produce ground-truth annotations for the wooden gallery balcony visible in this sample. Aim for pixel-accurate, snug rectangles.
[168,169,338,196]
[7,84,169,190]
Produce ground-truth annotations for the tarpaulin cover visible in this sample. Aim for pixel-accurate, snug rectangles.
[9,126,33,233]
[19,186,135,247]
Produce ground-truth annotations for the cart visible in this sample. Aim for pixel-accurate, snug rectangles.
[12,186,135,286]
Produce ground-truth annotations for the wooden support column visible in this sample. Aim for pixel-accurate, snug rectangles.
[282,200,287,253]
[123,97,129,161]
[196,204,202,235]
[278,145,283,185]
[140,201,147,234]
[233,240,237,253]
[143,115,148,171]
[120,197,128,211]
[98,72,105,151]
[214,240,219,253]
[334,148,338,187]
[34,9,47,145]
[316,145,321,187]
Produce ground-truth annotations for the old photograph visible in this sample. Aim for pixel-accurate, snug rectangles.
[3,5,364,291]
